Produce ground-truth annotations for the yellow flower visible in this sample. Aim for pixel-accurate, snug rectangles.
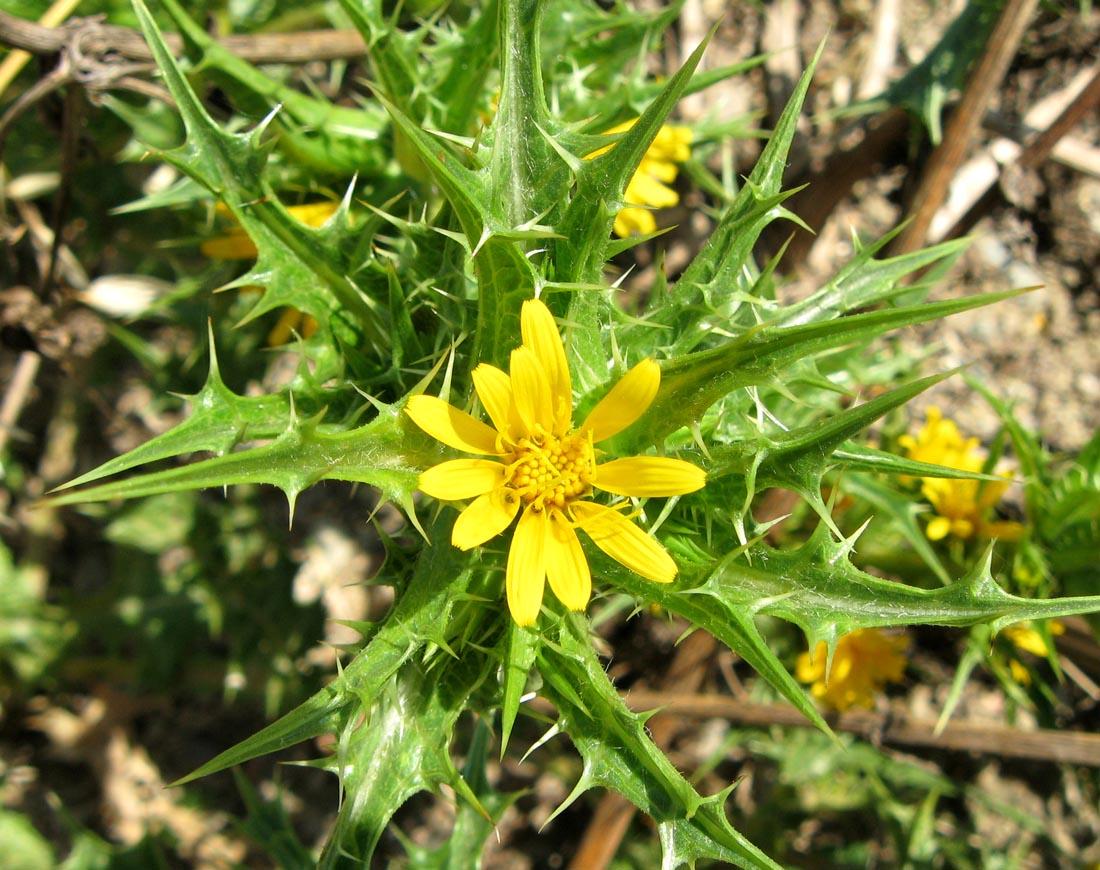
[587,120,693,238]
[796,628,909,712]
[200,201,339,260]
[1003,619,1064,684]
[405,298,706,626]
[900,407,1024,542]
[898,406,977,471]
[201,201,338,345]
[1004,620,1064,658]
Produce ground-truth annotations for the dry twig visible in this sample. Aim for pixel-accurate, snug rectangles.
[0,9,367,65]
[890,0,1040,255]
[929,63,1100,243]
[620,692,1100,767]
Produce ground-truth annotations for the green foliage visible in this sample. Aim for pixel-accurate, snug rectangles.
[0,809,55,870]
[19,0,1100,866]
[0,540,73,693]
[840,0,1003,142]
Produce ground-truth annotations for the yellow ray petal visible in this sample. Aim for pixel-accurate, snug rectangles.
[626,172,679,209]
[651,125,692,161]
[419,458,505,500]
[925,516,952,541]
[286,201,339,227]
[982,519,1025,542]
[583,120,632,160]
[595,456,706,497]
[544,511,591,612]
[506,508,548,626]
[570,501,677,583]
[452,488,521,550]
[200,230,256,260]
[471,363,518,442]
[639,157,678,184]
[267,308,306,346]
[406,395,499,455]
[520,299,573,433]
[510,346,553,433]
[976,479,1010,510]
[613,206,656,238]
[580,358,661,442]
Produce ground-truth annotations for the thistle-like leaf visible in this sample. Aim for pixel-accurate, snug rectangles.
[156,0,391,177]
[396,718,520,869]
[633,287,1031,447]
[552,22,714,289]
[316,655,488,867]
[47,400,424,525]
[773,232,971,328]
[377,95,538,368]
[130,0,387,348]
[537,615,783,870]
[173,524,479,784]
[660,45,823,347]
[714,528,1100,654]
[499,621,540,758]
[52,338,296,492]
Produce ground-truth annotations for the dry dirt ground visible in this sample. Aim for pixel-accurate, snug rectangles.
[2,1,1100,868]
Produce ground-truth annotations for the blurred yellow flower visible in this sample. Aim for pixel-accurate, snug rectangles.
[587,120,692,238]
[202,201,339,345]
[200,201,339,260]
[1004,620,1064,684]
[796,628,909,712]
[405,298,706,626]
[900,406,1024,542]
[898,405,976,470]
[1004,620,1064,657]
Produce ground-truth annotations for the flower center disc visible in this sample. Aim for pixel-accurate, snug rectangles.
[507,428,593,511]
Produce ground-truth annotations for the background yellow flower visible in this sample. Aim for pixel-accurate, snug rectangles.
[796,628,909,712]
[901,406,1023,542]
[586,120,693,238]
[201,201,338,344]
[1004,620,1064,685]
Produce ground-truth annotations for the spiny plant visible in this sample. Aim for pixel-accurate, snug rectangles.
[48,0,1100,866]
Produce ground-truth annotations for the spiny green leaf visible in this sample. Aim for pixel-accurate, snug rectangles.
[701,372,957,535]
[634,287,1031,446]
[713,527,1100,650]
[317,655,487,868]
[707,372,953,485]
[397,718,520,870]
[536,614,782,870]
[337,0,425,121]
[552,25,716,383]
[131,0,386,347]
[156,0,390,177]
[492,0,555,223]
[654,187,801,356]
[839,474,952,586]
[500,621,539,758]
[774,232,971,328]
[832,444,1011,483]
[377,95,538,368]
[436,0,501,136]
[845,0,1002,143]
[46,401,424,519]
[606,556,831,736]
[173,526,478,785]
[553,22,715,289]
[52,338,295,492]
[664,44,823,343]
